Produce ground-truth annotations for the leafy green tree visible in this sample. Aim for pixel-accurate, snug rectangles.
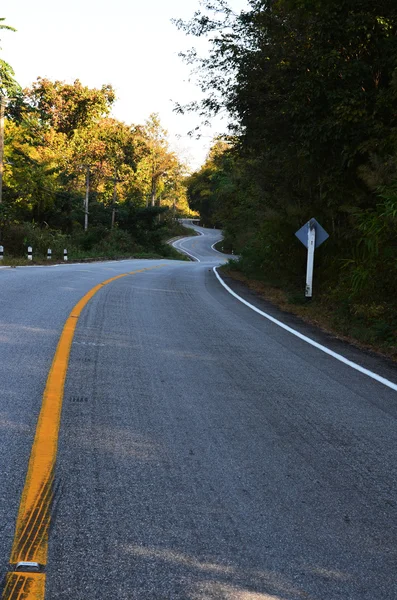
[26,78,115,136]
[3,116,68,222]
[186,139,232,226]
[0,18,19,96]
[135,114,178,207]
[2,75,190,251]
[179,1,397,342]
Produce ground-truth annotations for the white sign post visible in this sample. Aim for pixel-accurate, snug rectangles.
[295,218,329,299]
[305,220,316,298]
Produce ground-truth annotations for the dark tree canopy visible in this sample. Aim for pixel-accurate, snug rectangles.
[182,0,397,347]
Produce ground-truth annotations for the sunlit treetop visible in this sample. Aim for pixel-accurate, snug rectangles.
[0,17,20,97]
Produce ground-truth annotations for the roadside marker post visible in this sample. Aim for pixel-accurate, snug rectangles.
[47,248,52,260]
[0,245,3,260]
[295,218,329,298]
[305,221,316,297]
[64,248,68,262]
[27,246,32,261]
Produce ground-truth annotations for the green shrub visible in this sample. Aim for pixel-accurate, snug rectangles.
[2,223,68,258]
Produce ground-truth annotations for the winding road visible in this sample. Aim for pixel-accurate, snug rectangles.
[1,223,396,600]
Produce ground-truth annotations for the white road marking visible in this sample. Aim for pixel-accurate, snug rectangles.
[211,240,225,254]
[73,341,106,347]
[213,267,397,392]
[173,227,226,262]
[172,239,201,262]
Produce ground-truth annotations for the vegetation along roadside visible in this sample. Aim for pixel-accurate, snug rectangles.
[0,21,197,263]
[178,2,397,359]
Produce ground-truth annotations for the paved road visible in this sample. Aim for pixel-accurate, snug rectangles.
[172,223,234,263]
[0,227,396,599]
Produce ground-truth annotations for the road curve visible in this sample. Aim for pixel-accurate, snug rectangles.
[172,221,234,263]
[0,227,396,600]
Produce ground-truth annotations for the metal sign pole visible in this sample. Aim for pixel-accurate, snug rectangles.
[305,220,316,298]
[295,217,328,298]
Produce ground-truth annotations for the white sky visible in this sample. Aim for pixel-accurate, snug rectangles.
[2,0,249,170]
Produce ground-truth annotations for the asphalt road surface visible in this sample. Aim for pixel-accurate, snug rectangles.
[1,224,396,599]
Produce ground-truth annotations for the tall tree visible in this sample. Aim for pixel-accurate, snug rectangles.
[26,78,115,136]
[0,18,19,96]
[178,1,397,310]
[136,114,177,207]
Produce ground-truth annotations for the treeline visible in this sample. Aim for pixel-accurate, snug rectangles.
[0,21,190,259]
[180,1,397,349]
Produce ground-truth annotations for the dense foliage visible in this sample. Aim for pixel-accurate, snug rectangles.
[0,20,190,259]
[180,0,397,348]
[0,18,19,96]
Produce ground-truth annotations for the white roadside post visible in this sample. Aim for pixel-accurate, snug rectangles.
[295,218,329,299]
[64,249,68,262]
[0,245,3,261]
[305,220,316,298]
[27,246,32,261]
[47,248,52,260]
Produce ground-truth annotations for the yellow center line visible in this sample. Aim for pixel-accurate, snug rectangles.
[2,265,164,600]
[2,573,45,600]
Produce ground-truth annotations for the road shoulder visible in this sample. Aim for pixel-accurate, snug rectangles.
[215,267,397,388]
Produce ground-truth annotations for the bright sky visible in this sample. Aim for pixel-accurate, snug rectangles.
[2,0,249,170]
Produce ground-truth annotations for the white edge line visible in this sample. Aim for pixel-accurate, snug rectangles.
[211,240,224,254]
[213,267,397,393]
[172,239,201,262]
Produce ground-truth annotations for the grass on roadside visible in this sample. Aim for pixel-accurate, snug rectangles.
[220,263,397,362]
[0,242,191,266]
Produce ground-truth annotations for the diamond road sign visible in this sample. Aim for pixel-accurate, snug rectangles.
[295,218,329,249]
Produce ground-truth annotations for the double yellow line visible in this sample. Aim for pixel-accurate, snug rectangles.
[2,267,162,600]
